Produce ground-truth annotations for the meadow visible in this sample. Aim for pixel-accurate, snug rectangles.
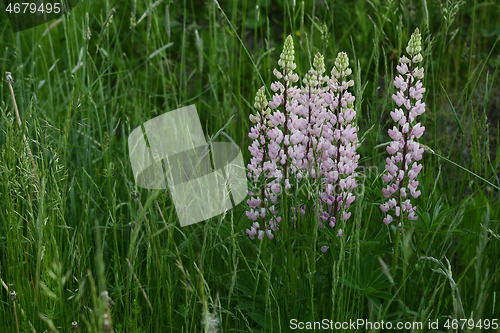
[0,0,499,332]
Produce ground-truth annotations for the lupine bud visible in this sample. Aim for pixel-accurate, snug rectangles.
[313,52,326,76]
[253,86,268,110]
[334,52,349,72]
[406,28,422,56]
[278,35,297,72]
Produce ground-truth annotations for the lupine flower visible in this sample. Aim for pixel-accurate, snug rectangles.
[320,228,344,253]
[288,53,329,221]
[293,53,329,179]
[381,28,425,226]
[246,86,280,240]
[248,35,300,240]
[319,52,359,231]
[267,35,300,187]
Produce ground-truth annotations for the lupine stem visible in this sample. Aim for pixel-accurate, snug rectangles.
[283,69,289,183]
[304,84,313,167]
[391,229,401,275]
[259,103,268,228]
[333,73,344,224]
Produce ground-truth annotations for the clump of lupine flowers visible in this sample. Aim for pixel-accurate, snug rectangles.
[380,28,425,227]
[246,35,359,241]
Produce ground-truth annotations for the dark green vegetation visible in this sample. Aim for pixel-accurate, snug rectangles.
[0,0,499,332]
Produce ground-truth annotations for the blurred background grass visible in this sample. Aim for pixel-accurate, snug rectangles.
[0,0,499,332]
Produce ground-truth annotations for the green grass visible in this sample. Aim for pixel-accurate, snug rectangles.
[0,0,499,332]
